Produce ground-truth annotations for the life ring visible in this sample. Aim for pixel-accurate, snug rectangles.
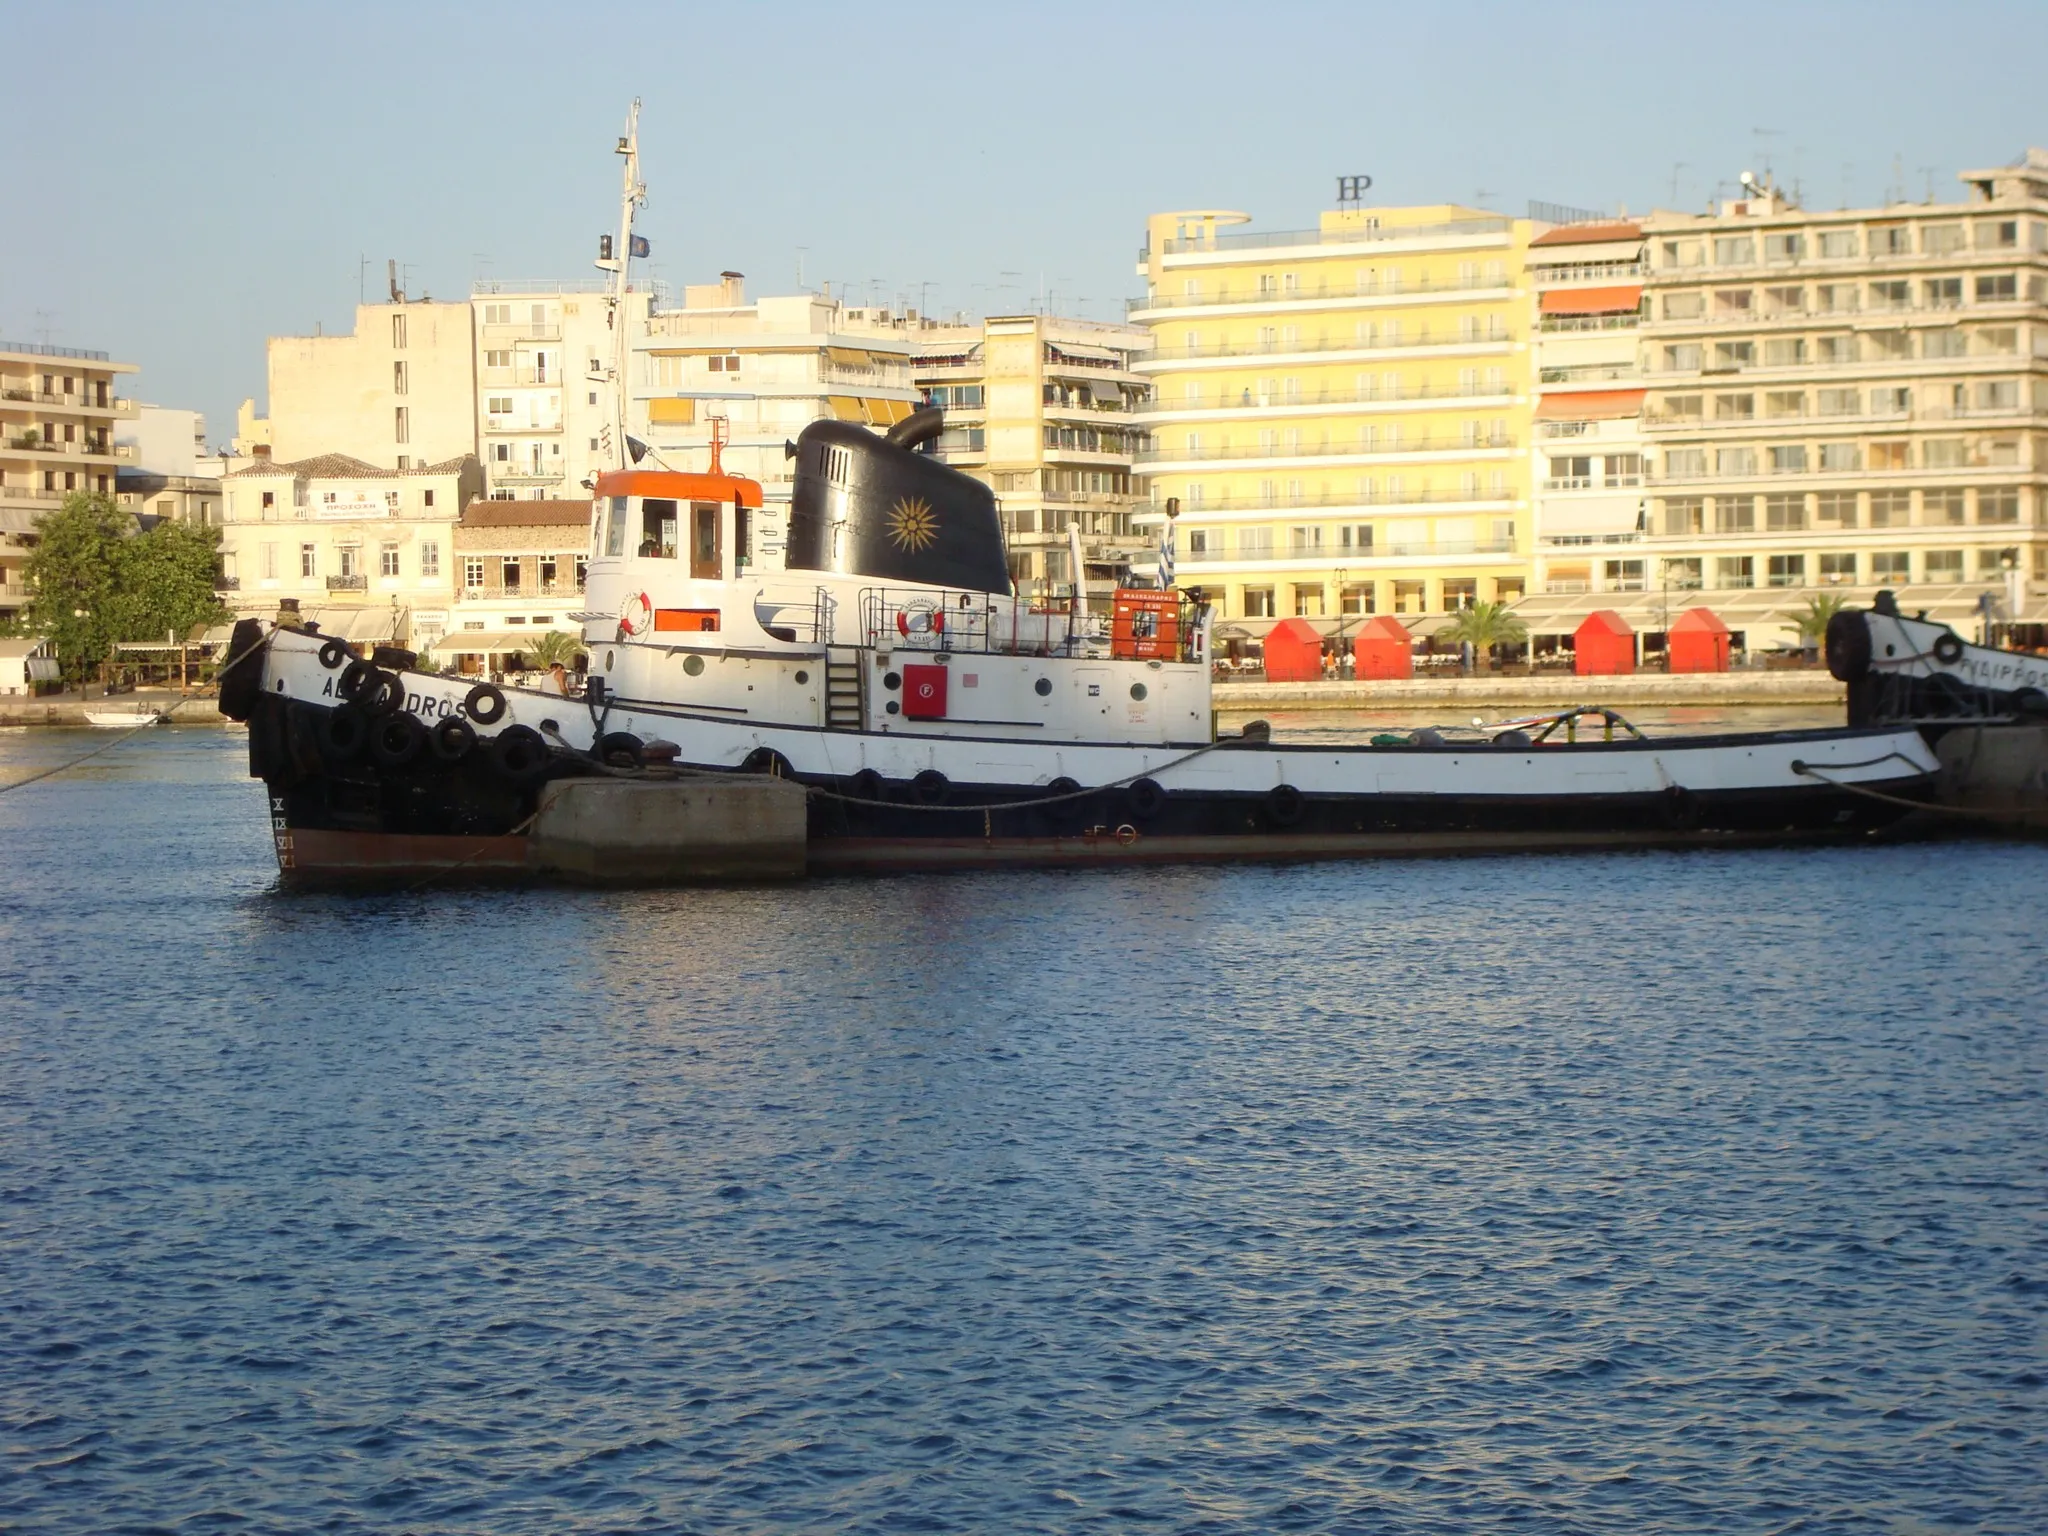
[617,590,653,638]
[1931,632,1965,666]
[1115,824,1139,847]
[1266,782,1304,827]
[464,682,508,725]
[896,602,945,643]
[430,716,476,763]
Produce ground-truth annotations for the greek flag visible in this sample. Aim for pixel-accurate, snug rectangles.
[1159,517,1176,589]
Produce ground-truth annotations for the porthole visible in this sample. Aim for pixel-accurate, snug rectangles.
[794,669,809,684]
[1130,682,1148,701]
[1034,677,1052,697]
[682,654,705,676]
[605,650,615,671]
[883,671,902,691]
[885,700,901,715]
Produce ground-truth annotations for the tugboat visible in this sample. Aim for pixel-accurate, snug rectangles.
[214,110,1944,882]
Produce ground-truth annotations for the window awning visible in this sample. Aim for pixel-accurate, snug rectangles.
[1534,389,1646,421]
[865,397,915,425]
[1537,493,1645,539]
[1048,343,1121,364]
[437,629,542,655]
[826,347,871,366]
[1539,285,1642,316]
[826,395,866,421]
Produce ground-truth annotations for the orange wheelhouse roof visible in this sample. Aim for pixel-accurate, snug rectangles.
[593,468,763,508]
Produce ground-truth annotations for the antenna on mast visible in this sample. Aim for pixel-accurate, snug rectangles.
[596,99,647,475]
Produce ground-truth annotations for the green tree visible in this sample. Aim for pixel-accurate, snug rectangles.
[1432,600,1528,668]
[18,492,127,681]
[525,629,583,669]
[1792,592,1847,652]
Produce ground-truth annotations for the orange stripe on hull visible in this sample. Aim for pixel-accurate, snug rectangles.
[276,827,530,881]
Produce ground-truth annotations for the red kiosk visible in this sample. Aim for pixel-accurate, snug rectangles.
[1667,606,1732,673]
[1351,615,1414,680]
[1573,610,1636,676]
[1260,617,1324,682]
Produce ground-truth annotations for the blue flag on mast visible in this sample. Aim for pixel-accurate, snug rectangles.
[1159,514,1176,589]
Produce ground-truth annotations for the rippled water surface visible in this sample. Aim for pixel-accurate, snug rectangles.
[3,727,2044,1534]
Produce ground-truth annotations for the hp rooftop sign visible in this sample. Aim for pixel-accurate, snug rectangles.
[1337,175,1373,207]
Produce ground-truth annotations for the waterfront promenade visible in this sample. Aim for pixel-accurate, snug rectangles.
[1220,668,1843,711]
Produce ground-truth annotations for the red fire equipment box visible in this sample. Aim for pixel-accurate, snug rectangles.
[902,663,947,718]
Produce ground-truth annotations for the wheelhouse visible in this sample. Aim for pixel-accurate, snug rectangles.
[592,467,765,581]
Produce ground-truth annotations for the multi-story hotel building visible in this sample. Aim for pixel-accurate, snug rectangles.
[913,314,1151,592]
[1129,203,1535,629]
[1637,150,2048,633]
[630,275,923,570]
[1,340,138,619]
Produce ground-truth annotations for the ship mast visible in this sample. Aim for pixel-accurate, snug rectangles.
[596,99,645,473]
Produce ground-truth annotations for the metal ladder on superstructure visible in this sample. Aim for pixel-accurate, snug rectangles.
[824,654,863,730]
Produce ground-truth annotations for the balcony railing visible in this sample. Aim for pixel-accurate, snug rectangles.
[326,574,368,591]
[1139,330,1515,365]
[1139,434,1516,464]
[1156,215,1511,256]
[0,340,111,361]
[1130,274,1512,313]
[1531,260,1646,282]
[1141,383,1512,415]
[1138,487,1517,515]
[1536,314,1641,333]
[1541,364,1636,384]
[1189,537,1516,563]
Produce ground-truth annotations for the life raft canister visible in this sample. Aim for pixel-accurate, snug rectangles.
[617,590,652,638]
[897,600,945,642]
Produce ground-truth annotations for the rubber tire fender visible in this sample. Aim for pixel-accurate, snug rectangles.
[464,682,508,725]
[1823,609,1872,682]
[1931,631,1966,666]
[430,715,477,763]
[1045,775,1081,800]
[1127,777,1168,821]
[371,712,427,769]
[216,618,268,721]
[845,768,887,803]
[488,724,550,783]
[742,746,793,778]
[338,659,382,706]
[363,670,406,717]
[319,706,369,764]
[1662,784,1701,832]
[912,768,949,805]
[2013,686,2048,719]
[597,731,645,769]
[316,637,351,670]
[1265,782,1304,828]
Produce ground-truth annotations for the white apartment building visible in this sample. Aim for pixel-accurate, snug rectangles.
[1636,151,2048,635]
[219,452,483,650]
[630,275,923,569]
[116,404,224,527]
[1,339,138,620]
[913,314,1152,591]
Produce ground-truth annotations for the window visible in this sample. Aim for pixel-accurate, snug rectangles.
[1923,550,1964,580]
[1717,555,1755,588]
[1288,525,1323,555]
[300,544,316,577]
[1980,220,2019,250]
[1764,232,1805,263]
[1662,240,1703,267]
[391,313,407,348]
[1763,285,1805,316]
[1816,491,1857,525]
[1713,288,1753,315]
[1715,393,1754,420]
[394,406,409,444]
[1923,329,1965,360]
[1924,277,1962,308]
[1661,497,1704,536]
[1870,551,1911,582]
[1980,547,2019,576]
[1664,557,1704,589]
[1979,488,2019,524]
[1665,448,1706,479]
[1869,280,1910,310]
[1976,273,2017,302]
[1819,229,1859,258]
[1867,330,1911,361]
[1817,388,1861,417]
[1869,441,1910,471]
[1924,441,1967,470]
[1549,455,1593,486]
[380,542,400,577]
[1869,491,1911,527]
[423,489,435,508]
[1663,291,1703,320]
[1816,334,1856,363]
[1973,326,2018,355]
[1763,338,1806,367]
[1661,395,1702,422]
[1769,445,1808,474]
[1922,224,1965,256]
[1819,552,1857,584]
[420,541,440,576]
[1765,390,1806,418]
[1926,487,1966,524]
[1975,379,2018,411]
[337,545,360,578]
[1339,583,1374,615]
[488,396,513,416]
[1871,225,1910,256]
[1291,583,1322,617]
[485,349,511,369]
[707,354,742,372]
[1605,454,1644,487]
[1713,235,1755,265]
[1712,341,1753,371]
[1766,554,1805,587]
[261,543,278,579]
[463,557,484,590]
[1715,495,1755,532]
[1815,283,1859,313]
[1237,527,1274,557]
[1663,344,1702,372]
[1765,492,1806,529]
[1870,386,1911,415]
[501,557,522,591]
[393,360,409,395]
[261,489,277,513]
[1241,587,1275,618]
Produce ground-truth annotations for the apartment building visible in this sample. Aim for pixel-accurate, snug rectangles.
[1129,202,1536,630]
[0,339,138,616]
[474,280,653,501]
[1638,150,2048,631]
[259,299,477,469]
[913,314,1151,591]
[116,404,223,526]
[1527,222,1651,596]
[219,452,483,650]
[443,498,590,670]
[630,275,923,570]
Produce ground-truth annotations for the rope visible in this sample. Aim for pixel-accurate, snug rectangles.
[401,808,542,892]
[0,630,271,797]
[1790,754,2012,819]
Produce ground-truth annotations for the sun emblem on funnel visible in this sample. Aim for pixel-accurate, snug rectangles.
[886,495,938,552]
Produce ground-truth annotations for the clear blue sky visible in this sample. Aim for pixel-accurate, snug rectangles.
[5,0,2045,443]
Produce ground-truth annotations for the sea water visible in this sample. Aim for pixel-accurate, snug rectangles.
[2,727,2043,1533]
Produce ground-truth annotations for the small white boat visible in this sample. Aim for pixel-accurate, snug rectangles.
[83,705,167,729]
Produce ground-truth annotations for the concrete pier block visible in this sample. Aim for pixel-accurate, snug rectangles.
[528,776,809,883]
[1933,724,2048,835]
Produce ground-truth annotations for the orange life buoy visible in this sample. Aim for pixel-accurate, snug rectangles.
[617,591,652,638]
[896,602,945,640]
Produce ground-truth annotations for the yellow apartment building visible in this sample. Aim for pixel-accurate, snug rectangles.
[1130,202,1537,633]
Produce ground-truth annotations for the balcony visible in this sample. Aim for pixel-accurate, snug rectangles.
[0,340,112,361]
[1137,330,1515,367]
[489,467,566,485]
[1531,260,1646,283]
[1156,215,1511,256]
[326,574,368,591]
[1536,315,1641,333]
[1139,486,1516,516]
[1139,433,1515,465]
[1141,382,1512,416]
[1130,274,1511,314]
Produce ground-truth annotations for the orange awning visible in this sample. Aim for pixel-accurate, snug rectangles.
[1533,389,1646,422]
[1539,285,1642,316]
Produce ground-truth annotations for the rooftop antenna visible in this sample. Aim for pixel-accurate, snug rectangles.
[1752,127,1782,183]
[32,306,53,345]
[1918,164,1937,203]
[1839,162,1854,210]
[595,98,646,474]
[1471,188,1496,209]
[359,253,370,304]
[1887,153,1905,204]
[387,259,403,304]
[795,246,808,291]
[1667,162,1690,204]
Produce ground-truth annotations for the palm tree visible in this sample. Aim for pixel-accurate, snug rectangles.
[525,628,583,670]
[1432,600,1528,670]
[1792,593,1847,656]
